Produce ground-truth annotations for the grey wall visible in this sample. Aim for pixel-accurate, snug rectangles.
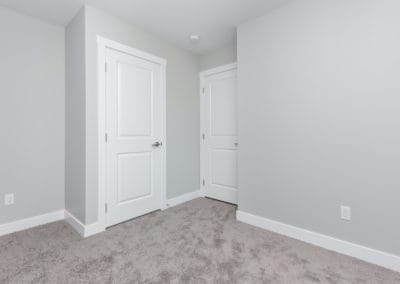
[0,7,65,224]
[199,44,237,71]
[237,0,400,255]
[84,6,200,224]
[65,7,86,222]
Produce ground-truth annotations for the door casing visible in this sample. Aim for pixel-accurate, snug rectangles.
[97,36,167,231]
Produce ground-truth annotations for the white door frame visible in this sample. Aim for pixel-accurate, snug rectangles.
[97,36,167,230]
[199,62,238,198]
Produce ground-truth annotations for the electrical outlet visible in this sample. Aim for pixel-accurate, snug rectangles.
[341,206,351,221]
[5,194,14,205]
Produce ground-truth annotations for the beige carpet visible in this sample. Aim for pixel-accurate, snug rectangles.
[1,198,399,283]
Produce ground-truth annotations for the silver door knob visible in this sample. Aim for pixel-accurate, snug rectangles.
[152,141,162,148]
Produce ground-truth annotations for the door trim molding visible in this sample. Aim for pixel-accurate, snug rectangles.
[97,36,167,231]
[199,62,238,199]
[199,62,237,78]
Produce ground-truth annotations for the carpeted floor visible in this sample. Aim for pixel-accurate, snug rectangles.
[0,198,399,283]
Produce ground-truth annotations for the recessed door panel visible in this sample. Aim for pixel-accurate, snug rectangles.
[117,152,152,203]
[118,63,153,137]
[211,149,237,188]
[210,77,237,136]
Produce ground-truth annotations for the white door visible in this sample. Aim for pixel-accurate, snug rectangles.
[200,64,238,204]
[105,46,166,227]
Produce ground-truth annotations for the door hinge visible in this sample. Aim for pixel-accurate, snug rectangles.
[105,133,108,143]
[105,203,108,213]
[202,87,206,94]
[202,179,205,186]
[105,62,108,72]
[202,133,205,140]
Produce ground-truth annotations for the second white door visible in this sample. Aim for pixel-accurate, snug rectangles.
[105,45,166,227]
[200,64,238,204]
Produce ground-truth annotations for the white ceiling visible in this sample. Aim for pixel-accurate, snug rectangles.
[0,0,290,54]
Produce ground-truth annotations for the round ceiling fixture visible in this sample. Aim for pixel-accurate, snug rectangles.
[189,34,200,44]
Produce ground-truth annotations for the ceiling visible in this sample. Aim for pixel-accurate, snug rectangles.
[0,0,290,54]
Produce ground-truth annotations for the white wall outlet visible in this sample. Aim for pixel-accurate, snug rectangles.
[5,194,14,205]
[341,206,351,221]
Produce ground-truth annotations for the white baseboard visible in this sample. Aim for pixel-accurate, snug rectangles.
[0,210,65,237]
[165,190,201,208]
[64,211,85,236]
[65,190,202,237]
[0,190,202,239]
[236,210,400,272]
[64,211,105,238]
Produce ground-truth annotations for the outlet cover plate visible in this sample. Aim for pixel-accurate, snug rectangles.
[341,206,351,221]
[5,194,14,205]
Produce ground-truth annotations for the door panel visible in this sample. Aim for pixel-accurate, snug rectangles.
[117,62,153,137]
[211,149,237,188]
[201,66,238,204]
[117,152,152,202]
[210,77,237,136]
[105,47,165,227]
